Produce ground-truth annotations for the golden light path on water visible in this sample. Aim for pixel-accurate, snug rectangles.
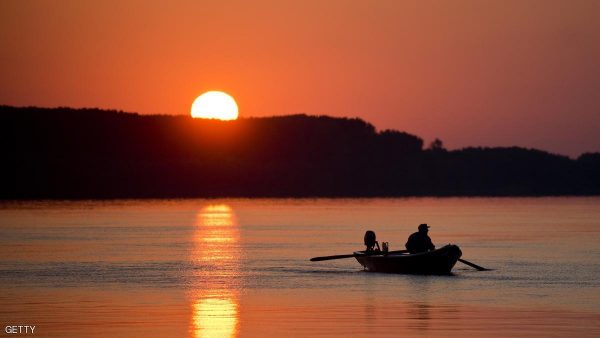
[190,204,240,338]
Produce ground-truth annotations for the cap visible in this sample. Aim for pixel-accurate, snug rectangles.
[418,223,430,231]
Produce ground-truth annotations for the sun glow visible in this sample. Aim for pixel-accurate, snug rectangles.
[191,91,239,120]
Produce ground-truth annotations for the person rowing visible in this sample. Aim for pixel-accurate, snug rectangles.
[405,223,435,254]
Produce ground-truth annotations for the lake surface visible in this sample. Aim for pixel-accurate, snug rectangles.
[1,197,599,337]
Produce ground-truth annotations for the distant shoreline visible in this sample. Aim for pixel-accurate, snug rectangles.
[2,195,600,203]
[2,106,599,199]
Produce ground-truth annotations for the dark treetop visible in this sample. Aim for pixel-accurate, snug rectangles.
[2,106,599,199]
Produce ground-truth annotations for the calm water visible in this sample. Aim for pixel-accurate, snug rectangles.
[1,198,599,337]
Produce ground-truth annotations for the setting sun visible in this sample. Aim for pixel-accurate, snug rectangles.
[191,91,238,120]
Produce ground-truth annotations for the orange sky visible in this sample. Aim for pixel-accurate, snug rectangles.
[1,0,599,157]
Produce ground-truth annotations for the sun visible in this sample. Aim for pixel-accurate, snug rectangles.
[191,91,239,120]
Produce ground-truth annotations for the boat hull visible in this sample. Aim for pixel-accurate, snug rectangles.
[354,244,462,275]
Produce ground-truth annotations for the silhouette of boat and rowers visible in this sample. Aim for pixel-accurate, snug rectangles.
[310,226,488,274]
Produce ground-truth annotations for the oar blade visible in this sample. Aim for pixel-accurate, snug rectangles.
[458,258,489,271]
[310,254,359,262]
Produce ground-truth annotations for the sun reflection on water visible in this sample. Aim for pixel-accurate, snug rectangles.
[190,204,240,338]
[193,296,238,338]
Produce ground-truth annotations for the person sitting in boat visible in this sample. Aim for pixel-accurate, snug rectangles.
[405,224,435,254]
[364,230,381,252]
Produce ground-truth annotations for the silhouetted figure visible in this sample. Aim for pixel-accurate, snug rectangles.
[364,230,380,252]
[405,224,435,254]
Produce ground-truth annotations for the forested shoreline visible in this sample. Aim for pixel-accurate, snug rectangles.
[2,106,599,199]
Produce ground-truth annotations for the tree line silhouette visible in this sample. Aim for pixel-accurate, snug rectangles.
[2,105,599,199]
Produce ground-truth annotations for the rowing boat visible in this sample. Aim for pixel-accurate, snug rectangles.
[353,244,462,274]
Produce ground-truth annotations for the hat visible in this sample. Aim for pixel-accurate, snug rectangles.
[418,223,429,231]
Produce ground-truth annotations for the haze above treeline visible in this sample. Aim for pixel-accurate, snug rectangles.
[2,106,599,199]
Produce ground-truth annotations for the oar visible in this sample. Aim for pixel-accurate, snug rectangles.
[458,258,489,271]
[310,250,408,262]
[310,254,361,261]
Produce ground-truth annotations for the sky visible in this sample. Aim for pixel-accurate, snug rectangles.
[1,0,599,157]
